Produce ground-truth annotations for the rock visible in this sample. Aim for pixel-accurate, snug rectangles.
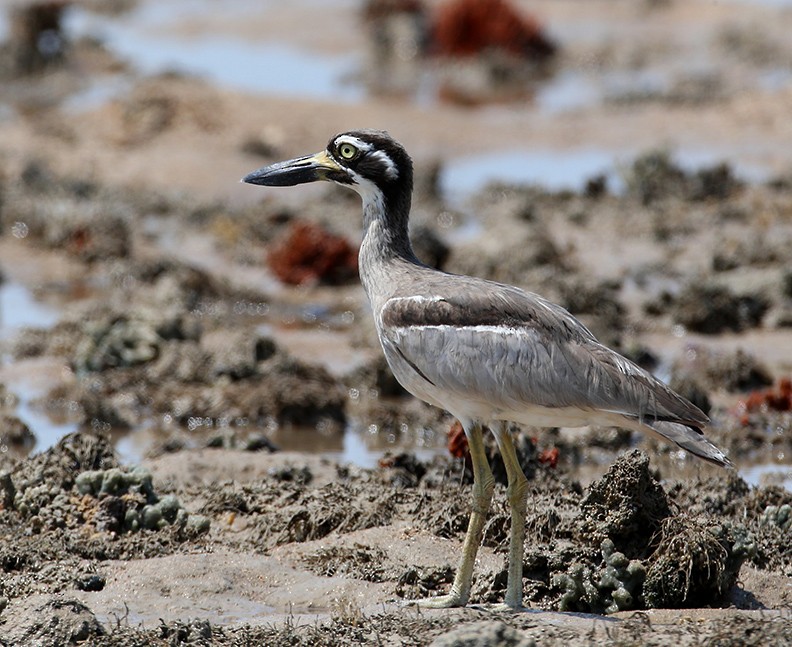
[625,150,688,205]
[411,224,450,270]
[2,596,105,645]
[74,315,162,373]
[11,432,117,509]
[673,346,773,393]
[344,355,408,398]
[668,374,712,415]
[75,574,105,592]
[625,151,740,205]
[378,451,427,488]
[672,282,769,334]
[430,620,535,647]
[0,412,36,451]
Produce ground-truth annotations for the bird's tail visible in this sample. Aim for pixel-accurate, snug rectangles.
[641,420,732,468]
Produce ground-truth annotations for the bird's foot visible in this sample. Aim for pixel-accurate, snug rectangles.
[406,592,468,609]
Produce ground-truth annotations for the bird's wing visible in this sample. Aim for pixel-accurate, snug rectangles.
[379,280,708,428]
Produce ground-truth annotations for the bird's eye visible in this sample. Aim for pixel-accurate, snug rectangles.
[338,143,358,160]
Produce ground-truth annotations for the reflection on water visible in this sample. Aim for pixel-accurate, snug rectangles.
[12,385,78,455]
[92,591,276,629]
[339,423,442,469]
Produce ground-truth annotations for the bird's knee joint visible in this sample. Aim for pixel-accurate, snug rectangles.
[507,475,529,508]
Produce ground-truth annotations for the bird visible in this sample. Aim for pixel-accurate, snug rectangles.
[243,129,731,610]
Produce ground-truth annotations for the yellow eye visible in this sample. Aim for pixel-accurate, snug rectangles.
[338,143,358,160]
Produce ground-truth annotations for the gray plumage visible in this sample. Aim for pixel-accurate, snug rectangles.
[370,258,725,466]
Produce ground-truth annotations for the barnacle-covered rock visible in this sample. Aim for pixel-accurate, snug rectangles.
[10,432,117,518]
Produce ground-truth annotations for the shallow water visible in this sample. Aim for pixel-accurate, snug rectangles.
[441,149,622,202]
[440,146,774,205]
[65,2,361,102]
[0,282,61,338]
[741,462,792,490]
[9,380,78,455]
[0,276,445,468]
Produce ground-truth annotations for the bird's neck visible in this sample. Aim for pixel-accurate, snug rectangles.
[359,189,420,301]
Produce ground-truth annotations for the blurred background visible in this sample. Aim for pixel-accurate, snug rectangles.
[0,0,791,488]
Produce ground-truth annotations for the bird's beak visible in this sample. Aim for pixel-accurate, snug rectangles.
[242,150,343,187]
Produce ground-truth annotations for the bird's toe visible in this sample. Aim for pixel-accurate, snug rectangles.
[405,593,468,609]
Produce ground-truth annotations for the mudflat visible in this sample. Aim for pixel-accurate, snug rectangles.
[0,1,791,645]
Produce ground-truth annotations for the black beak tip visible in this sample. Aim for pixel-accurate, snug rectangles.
[242,169,266,186]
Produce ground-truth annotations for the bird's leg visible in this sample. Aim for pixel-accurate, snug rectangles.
[492,422,529,610]
[415,421,494,608]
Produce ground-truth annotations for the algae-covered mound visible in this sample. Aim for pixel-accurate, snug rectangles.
[554,512,752,613]
[1,430,208,538]
[75,466,210,535]
[4,431,118,520]
[575,449,671,558]
[552,450,753,613]
[643,515,755,608]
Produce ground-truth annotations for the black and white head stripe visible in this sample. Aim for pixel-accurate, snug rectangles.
[320,130,414,221]
[328,132,402,182]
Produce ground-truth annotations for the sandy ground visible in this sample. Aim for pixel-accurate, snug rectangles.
[0,0,792,645]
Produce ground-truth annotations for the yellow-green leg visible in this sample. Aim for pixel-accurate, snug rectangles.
[492,422,529,610]
[416,421,494,608]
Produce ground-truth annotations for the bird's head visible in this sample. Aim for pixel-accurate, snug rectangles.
[242,129,413,208]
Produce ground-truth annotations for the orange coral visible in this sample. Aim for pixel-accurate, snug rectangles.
[447,420,469,459]
[538,446,559,469]
[430,0,556,60]
[267,220,358,286]
[736,377,792,425]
